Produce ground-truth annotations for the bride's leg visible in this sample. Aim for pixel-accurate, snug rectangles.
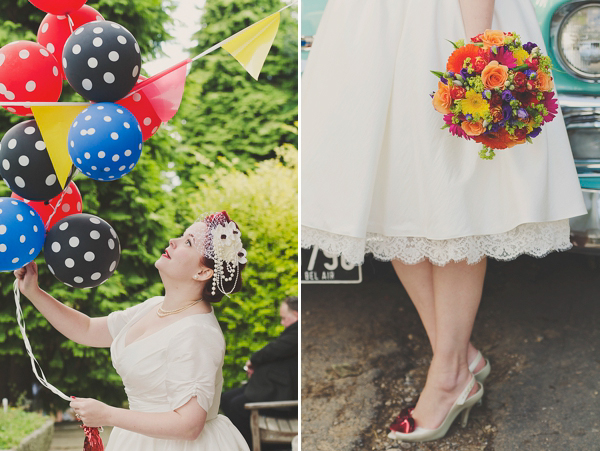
[410,258,487,429]
[392,260,485,371]
[391,260,437,350]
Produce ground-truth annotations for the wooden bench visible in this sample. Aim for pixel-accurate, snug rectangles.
[244,400,298,451]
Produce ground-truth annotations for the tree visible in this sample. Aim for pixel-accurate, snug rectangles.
[175,0,298,177]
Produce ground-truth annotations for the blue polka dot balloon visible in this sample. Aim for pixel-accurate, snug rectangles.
[0,198,45,271]
[68,103,143,181]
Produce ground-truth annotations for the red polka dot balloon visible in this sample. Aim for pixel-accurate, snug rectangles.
[0,41,62,116]
[117,76,162,141]
[11,181,83,231]
[37,5,104,80]
[29,0,87,15]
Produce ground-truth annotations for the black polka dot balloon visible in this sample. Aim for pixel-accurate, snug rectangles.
[63,21,141,102]
[44,213,120,288]
[0,120,68,201]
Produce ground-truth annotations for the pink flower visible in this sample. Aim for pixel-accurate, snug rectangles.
[449,123,472,140]
[490,47,517,68]
[542,91,558,123]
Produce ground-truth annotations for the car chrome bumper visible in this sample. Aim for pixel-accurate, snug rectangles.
[559,94,600,251]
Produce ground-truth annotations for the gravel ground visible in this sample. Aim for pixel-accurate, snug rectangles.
[301,251,600,451]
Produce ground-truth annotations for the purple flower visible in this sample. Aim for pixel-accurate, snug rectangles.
[523,69,536,79]
[529,127,542,138]
[459,68,471,79]
[440,77,447,85]
[523,42,538,53]
[489,123,501,132]
[482,89,492,100]
[465,114,473,121]
[517,108,529,119]
[447,71,455,77]
[502,90,513,102]
[502,104,512,121]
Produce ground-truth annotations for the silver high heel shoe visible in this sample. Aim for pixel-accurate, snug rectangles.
[388,375,483,443]
[469,350,491,384]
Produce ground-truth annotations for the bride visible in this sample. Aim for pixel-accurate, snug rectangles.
[14,211,250,450]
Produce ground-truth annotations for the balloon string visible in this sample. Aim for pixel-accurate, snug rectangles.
[67,14,74,34]
[44,168,79,230]
[13,280,71,402]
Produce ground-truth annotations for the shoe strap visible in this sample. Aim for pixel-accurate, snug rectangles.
[456,376,476,406]
[468,351,482,373]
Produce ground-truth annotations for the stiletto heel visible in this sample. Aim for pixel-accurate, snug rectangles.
[460,406,473,428]
[388,376,483,442]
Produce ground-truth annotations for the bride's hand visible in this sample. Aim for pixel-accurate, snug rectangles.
[70,397,113,427]
[13,262,40,298]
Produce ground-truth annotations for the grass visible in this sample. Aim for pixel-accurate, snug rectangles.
[0,409,48,449]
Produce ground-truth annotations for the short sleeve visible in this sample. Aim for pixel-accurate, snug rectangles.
[106,297,160,339]
[165,323,225,412]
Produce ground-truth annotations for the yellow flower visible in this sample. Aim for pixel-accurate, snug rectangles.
[513,48,529,66]
[460,90,490,116]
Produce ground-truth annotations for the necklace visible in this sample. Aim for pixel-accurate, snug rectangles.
[157,300,202,317]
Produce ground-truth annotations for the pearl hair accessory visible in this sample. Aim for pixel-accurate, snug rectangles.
[186,212,247,298]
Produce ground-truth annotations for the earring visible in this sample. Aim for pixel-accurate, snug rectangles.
[193,275,199,280]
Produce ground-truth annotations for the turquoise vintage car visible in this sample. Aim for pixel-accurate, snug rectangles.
[301,0,600,252]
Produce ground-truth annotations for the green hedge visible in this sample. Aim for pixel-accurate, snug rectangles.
[0,409,47,449]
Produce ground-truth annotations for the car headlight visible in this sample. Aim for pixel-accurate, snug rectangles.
[553,2,600,81]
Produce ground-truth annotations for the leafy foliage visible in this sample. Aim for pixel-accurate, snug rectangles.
[175,0,298,176]
[0,408,48,449]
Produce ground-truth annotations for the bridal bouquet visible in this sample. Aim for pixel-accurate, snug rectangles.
[432,30,558,160]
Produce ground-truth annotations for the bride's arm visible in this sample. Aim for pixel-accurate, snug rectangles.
[71,397,207,440]
[14,262,113,348]
[458,0,495,39]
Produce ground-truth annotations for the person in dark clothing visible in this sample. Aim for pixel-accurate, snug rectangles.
[221,297,298,447]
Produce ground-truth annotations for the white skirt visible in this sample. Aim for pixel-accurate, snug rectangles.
[300,0,586,266]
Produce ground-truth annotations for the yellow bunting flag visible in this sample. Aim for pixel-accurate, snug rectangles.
[222,11,281,80]
[31,104,88,189]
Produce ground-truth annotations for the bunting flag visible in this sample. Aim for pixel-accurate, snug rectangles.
[128,58,191,122]
[31,103,88,188]
[3,3,296,131]
[221,11,281,80]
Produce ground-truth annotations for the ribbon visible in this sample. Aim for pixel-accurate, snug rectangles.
[13,280,104,450]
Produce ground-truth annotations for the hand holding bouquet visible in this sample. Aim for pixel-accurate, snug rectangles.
[432,30,558,160]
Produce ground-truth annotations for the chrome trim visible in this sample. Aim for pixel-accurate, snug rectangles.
[558,95,600,131]
[550,0,600,82]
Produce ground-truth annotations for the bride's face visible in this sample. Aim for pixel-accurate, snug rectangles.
[155,223,207,281]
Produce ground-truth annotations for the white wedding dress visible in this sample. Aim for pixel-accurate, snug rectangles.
[301,0,587,266]
[105,296,249,451]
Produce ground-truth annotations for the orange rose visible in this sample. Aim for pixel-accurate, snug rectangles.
[432,81,452,114]
[481,30,506,50]
[461,120,485,136]
[490,106,503,123]
[481,61,508,89]
[536,70,554,91]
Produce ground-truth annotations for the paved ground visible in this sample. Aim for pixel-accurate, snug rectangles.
[50,423,113,451]
[301,251,600,451]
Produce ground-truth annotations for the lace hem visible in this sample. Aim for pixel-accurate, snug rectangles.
[301,220,572,266]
